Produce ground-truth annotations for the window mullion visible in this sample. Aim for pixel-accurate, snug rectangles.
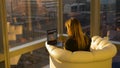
[0,0,10,68]
[90,0,101,36]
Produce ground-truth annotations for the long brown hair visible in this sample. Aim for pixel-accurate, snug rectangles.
[65,18,89,49]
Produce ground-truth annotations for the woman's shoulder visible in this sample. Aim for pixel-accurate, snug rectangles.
[65,38,76,44]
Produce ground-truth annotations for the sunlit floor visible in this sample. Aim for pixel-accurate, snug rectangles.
[11,46,120,68]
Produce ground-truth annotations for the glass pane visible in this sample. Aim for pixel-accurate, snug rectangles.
[63,0,90,35]
[100,0,120,42]
[6,0,58,48]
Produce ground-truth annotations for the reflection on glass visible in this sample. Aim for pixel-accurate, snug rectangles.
[63,0,90,35]
[6,0,57,48]
[100,0,120,42]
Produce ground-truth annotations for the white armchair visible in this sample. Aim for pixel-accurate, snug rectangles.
[45,36,117,68]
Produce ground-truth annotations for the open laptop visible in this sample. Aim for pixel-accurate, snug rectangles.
[47,29,63,47]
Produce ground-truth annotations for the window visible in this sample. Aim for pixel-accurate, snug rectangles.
[71,4,78,12]
[6,0,58,48]
[63,0,90,35]
[100,0,120,42]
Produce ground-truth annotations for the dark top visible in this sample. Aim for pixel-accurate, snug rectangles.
[64,35,91,52]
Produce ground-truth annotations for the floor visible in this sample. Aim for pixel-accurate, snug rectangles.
[112,49,120,68]
[11,46,120,68]
[11,47,49,68]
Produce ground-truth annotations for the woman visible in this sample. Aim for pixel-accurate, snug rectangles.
[64,18,91,52]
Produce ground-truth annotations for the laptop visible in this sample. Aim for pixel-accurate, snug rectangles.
[47,29,63,47]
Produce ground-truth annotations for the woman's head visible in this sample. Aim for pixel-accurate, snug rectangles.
[65,17,90,49]
[65,17,84,37]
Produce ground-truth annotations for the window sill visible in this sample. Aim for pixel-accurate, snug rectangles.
[9,38,47,58]
[111,41,120,45]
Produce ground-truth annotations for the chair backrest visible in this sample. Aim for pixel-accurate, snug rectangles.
[45,36,117,68]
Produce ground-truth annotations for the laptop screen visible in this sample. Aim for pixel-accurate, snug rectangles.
[47,29,57,45]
